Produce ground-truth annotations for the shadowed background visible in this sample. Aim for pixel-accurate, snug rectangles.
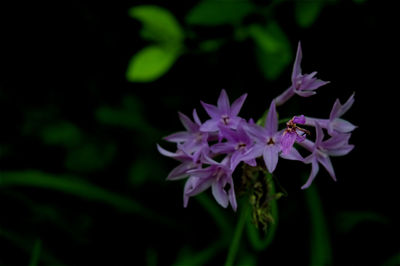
[1,0,398,265]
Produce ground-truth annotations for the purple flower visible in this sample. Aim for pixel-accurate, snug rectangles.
[280,115,310,155]
[163,109,209,163]
[200,89,247,133]
[157,145,200,180]
[211,121,257,170]
[305,93,357,136]
[299,123,354,189]
[246,100,282,173]
[183,157,237,211]
[275,42,329,106]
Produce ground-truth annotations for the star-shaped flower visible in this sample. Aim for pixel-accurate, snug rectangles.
[275,42,329,106]
[200,89,247,133]
[211,121,257,170]
[305,93,357,136]
[299,123,354,189]
[246,100,283,173]
[183,157,237,211]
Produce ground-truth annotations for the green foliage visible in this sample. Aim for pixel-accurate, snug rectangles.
[65,141,116,172]
[127,5,184,82]
[186,0,255,26]
[128,5,184,43]
[249,22,292,80]
[0,170,173,225]
[28,239,42,266]
[295,0,324,28]
[126,45,180,82]
[336,211,389,233]
[40,122,82,148]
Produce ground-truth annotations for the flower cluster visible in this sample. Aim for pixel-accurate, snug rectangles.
[158,42,356,211]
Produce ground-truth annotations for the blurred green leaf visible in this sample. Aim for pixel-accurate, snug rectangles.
[28,239,42,266]
[295,0,324,28]
[172,239,226,266]
[95,96,159,138]
[0,228,63,266]
[336,211,389,233]
[236,251,257,266]
[40,121,82,147]
[128,5,184,43]
[126,45,179,82]
[65,141,116,172]
[304,183,332,266]
[0,170,177,227]
[382,253,400,266]
[186,0,255,26]
[129,158,164,186]
[249,22,292,80]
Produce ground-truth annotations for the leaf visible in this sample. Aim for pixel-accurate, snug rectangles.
[0,170,177,227]
[126,45,179,82]
[64,141,116,172]
[186,0,255,26]
[40,121,82,148]
[128,5,183,43]
[249,22,292,80]
[295,0,324,28]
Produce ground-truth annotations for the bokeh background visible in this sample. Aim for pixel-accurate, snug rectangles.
[1,0,399,265]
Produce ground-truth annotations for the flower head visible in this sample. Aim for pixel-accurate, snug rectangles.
[275,42,329,106]
[299,123,354,189]
[246,100,282,173]
[280,115,310,155]
[305,93,357,136]
[184,157,237,211]
[200,89,247,133]
[211,121,257,170]
[164,109,209,163]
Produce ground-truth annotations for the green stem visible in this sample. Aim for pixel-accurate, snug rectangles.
[196,194,233,237]
[28,239,42,266]
[224,202,250,266]
[304,183,332,266]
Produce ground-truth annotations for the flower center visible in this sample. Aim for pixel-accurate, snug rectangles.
[236,142,246,150]
[221,115,230,125]
[267,137,275,145]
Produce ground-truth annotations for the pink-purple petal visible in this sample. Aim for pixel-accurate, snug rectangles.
[230,93,248,117]
[301,159,319,189]
[212,180,229,208]
[217,89,231,114]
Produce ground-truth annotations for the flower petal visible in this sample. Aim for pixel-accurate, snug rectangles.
[217,89,231,114]
[212,179,229,208]
[164,131,191,142]
[200,119,219,132]
[178,112,197,132]
[192,109,202,125]
[263,146,279,173]
[291,41,303,82]
[281,132,297,155]
[318,155,336,181]
[227,178,237,211]
[201,101,220,118]
[331,118,357,134]
[293,115,306,124]
[230,93,248,117]
[337,93,355,118]
[301,158,319,189]
[167,161,197,180]
[265,100,278,135]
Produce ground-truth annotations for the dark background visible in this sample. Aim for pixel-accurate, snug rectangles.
[1,0,398,265]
